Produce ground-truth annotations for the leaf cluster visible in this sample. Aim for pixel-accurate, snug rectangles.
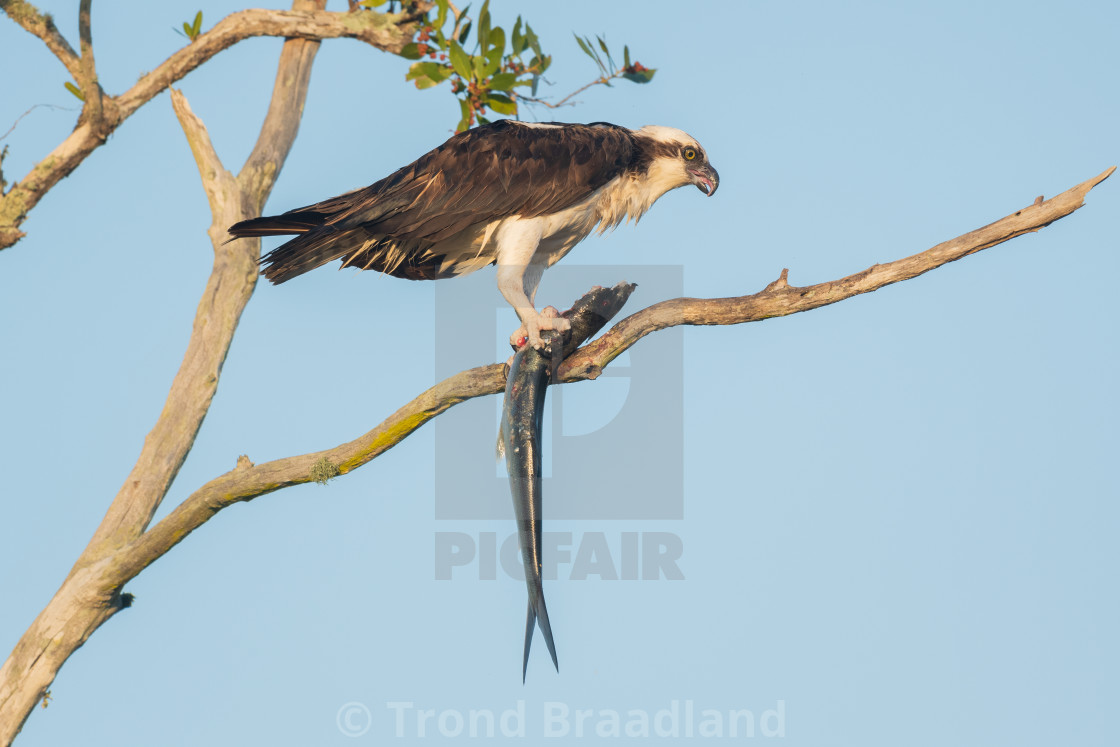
[574,35,655,85]
[175,10,204,42]
[359,0,654,131]
[391,0,548,131]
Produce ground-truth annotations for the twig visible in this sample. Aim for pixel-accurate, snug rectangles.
[519,70,623,109]
[0,104,76,142]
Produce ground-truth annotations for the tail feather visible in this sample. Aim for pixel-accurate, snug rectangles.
[226,211,326,238]
[227,211,358,285]
[258,226,354,284]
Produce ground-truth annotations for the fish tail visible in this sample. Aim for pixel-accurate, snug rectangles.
[522,600,535,683]
[522,589,559,682]
[535,593,559,673]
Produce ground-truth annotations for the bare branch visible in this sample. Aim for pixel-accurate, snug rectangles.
[114,5,426,119]
[169,90,235,219]
[561,166,1117,377]
[0,0,82,80]
[75,0,105,129]
[239,0,326,210]
[1,164,1111,745]
[0,3,428,252]
[109,166,1114,584]
[74,14,330,573]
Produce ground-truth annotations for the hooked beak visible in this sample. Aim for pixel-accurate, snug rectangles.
[688,164,719,196]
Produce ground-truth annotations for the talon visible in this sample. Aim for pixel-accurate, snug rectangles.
[512,309,572,351]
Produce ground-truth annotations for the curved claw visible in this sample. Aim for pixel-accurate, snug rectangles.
[511,306,571,350]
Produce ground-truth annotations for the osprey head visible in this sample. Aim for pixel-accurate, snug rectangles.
[635,125,720,197]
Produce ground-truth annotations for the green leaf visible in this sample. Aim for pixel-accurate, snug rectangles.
[484,52,502,77]
[477,115,491,125]
[489,72,517,91]
[399,42,422,60]
[580,34,606,73]
[407,61,451,81]
[574,33,595,62]
[622,67,656,84]
[182,22,193,38]
[487,26,505,59]
[360,0,389,6]
[487,93,517,115]
[477,0,491,54]
[623,45,630,68]
[63,81,84,101]
[511,17,524,55]
[483,33,504,76]
[525,23,541,59]
[457,97,472,132]
[457,20,472,45]
[434,0,449,30]
[448,40,472,80]
[600,36,616,69]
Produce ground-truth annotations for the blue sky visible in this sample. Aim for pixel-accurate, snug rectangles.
[1,1,1117,744]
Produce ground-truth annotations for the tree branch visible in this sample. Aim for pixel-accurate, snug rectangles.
[0,3,428,251]
[168,90,234,219]
[75,31,328,575]
[1,163,1111,745]
[74,0,108,133]
[110,165,1114,585]
[238,0,326,211]
[114,5,426,120]
[0,0,82,80]
[0,3,346,740]
[561,166,1117,377]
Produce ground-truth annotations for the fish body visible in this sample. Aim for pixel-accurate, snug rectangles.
[500,334,560,682]
[498,283,637,681]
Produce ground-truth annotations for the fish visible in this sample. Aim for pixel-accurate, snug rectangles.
[498,282,637,681]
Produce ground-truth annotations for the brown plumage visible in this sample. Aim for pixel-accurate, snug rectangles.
[231,121,638,282]
[227,119,718,347]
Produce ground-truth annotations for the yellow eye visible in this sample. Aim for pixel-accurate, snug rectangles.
[683,148,697,160]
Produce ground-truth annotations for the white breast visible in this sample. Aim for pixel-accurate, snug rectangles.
[433,160,691,275]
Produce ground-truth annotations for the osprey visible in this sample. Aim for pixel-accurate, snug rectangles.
[227,119,718,347]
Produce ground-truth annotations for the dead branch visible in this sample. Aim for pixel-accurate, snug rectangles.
[113,165,1113,584]
[0,158,1111,744]
[0,0,82,80]
[0,1,429,251]
[0,2,336,741]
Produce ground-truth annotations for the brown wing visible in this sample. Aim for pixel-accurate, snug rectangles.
[228,121,635,283]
